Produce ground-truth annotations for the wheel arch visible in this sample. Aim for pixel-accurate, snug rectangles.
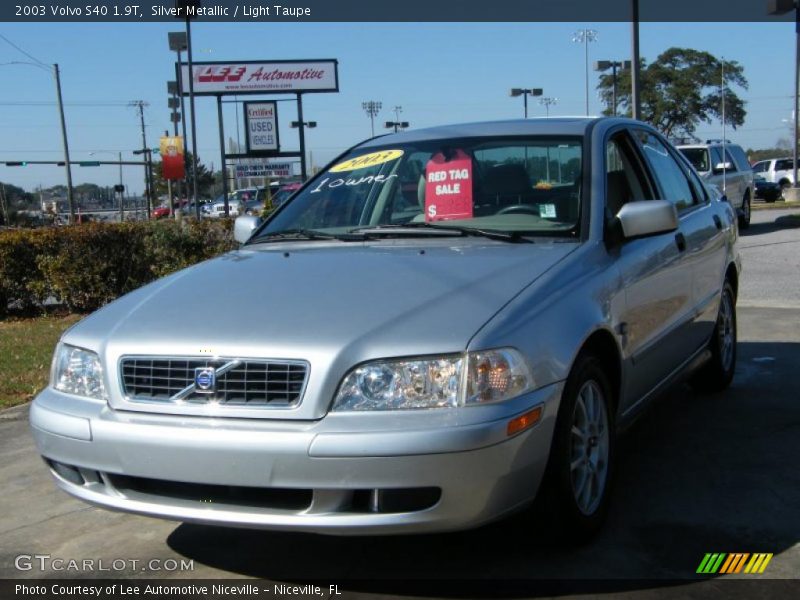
[574,328,622,417]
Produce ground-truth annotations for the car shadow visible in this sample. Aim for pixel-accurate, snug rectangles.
[167,340,800,597]
[740,213,800,236]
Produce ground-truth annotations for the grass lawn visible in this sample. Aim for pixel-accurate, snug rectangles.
[0,314,82,409]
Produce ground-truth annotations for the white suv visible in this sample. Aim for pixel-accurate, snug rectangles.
[752,157,795,192]
[678,141,754,229]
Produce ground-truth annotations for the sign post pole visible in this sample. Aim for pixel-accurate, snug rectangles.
[217,95,229,215]
[297,93,307,181]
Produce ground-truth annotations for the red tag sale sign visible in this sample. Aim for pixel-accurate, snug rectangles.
[424,150,473,222]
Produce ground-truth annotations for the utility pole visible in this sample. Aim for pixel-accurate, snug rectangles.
[131,100,152,218]
[0,184,8,225]
[53,64,75,224]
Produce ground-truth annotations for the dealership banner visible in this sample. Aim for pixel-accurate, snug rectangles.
[178,60,339,96]
[159,136,184,181]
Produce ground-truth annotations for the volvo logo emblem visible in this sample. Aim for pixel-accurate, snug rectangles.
[194,367,216,393]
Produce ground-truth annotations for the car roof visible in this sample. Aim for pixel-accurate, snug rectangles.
[356,117,621,148]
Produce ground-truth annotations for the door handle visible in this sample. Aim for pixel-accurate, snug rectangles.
[675,232,687,252]
[713,215,722,230]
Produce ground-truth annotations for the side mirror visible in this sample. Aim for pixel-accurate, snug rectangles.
[233,215,261,244]
[616,200,678,239]
[713,161,733,174]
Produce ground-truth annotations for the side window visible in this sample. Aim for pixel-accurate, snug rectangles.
[709,147,724,169]
[633,130,699,212]
[723,149,738,172]
[605,132,654,217]
[728,146,751,171]
[777,159,794,172]
[752,162,767,173]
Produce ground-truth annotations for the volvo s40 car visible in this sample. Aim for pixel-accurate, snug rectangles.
[31,118,740,538]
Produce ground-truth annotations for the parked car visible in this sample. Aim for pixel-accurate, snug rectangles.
[754,175,782,203]
[751,157,795,193]
[677,140,754,229]
[271,182,302,208]
[151,205,170,219]
[209,194,246,218]
[32,117,740,539]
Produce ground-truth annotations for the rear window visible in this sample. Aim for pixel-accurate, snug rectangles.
[679,148,710,173]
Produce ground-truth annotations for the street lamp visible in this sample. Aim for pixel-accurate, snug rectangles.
[385,106,410,132]
[168,31,197,218]
[572,28,598,116]
[509,88,543,118]
[768,0,800,198]
[0,61,75,223]
[362,101,382,137]
[539,97,558,118]
[594,60,632,116]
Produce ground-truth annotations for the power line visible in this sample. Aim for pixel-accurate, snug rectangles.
[0,101,134,107]
[0,33,48,67]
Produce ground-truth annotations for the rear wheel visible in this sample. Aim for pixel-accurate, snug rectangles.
[738,192,751,229]
[542,354,615,541]
[691,280,737,392]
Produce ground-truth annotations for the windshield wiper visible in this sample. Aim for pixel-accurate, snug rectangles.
[246,228,359,245]
[350,222,534,243]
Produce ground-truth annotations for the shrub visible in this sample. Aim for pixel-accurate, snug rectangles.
[0,219,235,317]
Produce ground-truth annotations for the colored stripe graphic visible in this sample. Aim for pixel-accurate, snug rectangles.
[697,553,727,574]
[698,553,773,574]
[720,553,749,574]
[744,553,773,574]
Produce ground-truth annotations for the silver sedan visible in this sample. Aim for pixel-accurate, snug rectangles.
[31,117,740,538]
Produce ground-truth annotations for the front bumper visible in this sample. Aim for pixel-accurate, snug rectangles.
[30,383,561,535]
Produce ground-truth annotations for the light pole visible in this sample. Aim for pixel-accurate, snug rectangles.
[384,106,409,132]
[291,120,317,178]
[768,0,800,198]
[631,0,642,120]
[539,97,558,118]
[362,101,382,137]
[0,61,75,223]
[594,60,632,116]
[572,29,598,116]
[509,88,543,118]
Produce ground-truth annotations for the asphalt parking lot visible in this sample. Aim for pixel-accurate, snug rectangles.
[1,207,798,596]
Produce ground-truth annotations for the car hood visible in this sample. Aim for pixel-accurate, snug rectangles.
[65,239,577,418]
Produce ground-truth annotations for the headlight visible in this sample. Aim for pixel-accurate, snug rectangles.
[52,344,106,400]
[332,349,533,411]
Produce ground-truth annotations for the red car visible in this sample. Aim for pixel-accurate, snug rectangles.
[151,206,170,219]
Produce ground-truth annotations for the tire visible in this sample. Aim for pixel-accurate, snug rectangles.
[541,353,615,541]
[780,180,791,199]
[691,280,737,393]
[738,192,751,229]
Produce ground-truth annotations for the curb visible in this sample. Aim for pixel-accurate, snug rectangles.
[752,202,800,211]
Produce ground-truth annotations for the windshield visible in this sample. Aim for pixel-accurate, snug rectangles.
[679,148,710,173]
[255,137,583,239]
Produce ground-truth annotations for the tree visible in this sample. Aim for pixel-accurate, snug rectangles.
[597,48,748,140]
[151,152,216,199]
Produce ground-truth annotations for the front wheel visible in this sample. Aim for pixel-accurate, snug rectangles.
[738,193,751,229]
[691,280,737,392]
[542,354,615,541]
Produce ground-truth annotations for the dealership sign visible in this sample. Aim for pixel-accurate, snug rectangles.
[235,162,294,179]
[178,60,339,95]
[244,102,279,154]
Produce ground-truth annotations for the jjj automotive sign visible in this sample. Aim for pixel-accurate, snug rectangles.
[177,60,339,95]
[244,102,279,154]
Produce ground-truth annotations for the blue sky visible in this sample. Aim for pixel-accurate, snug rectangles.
[0,21,795,194]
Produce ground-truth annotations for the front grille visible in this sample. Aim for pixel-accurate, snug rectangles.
[120,357,308,407]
